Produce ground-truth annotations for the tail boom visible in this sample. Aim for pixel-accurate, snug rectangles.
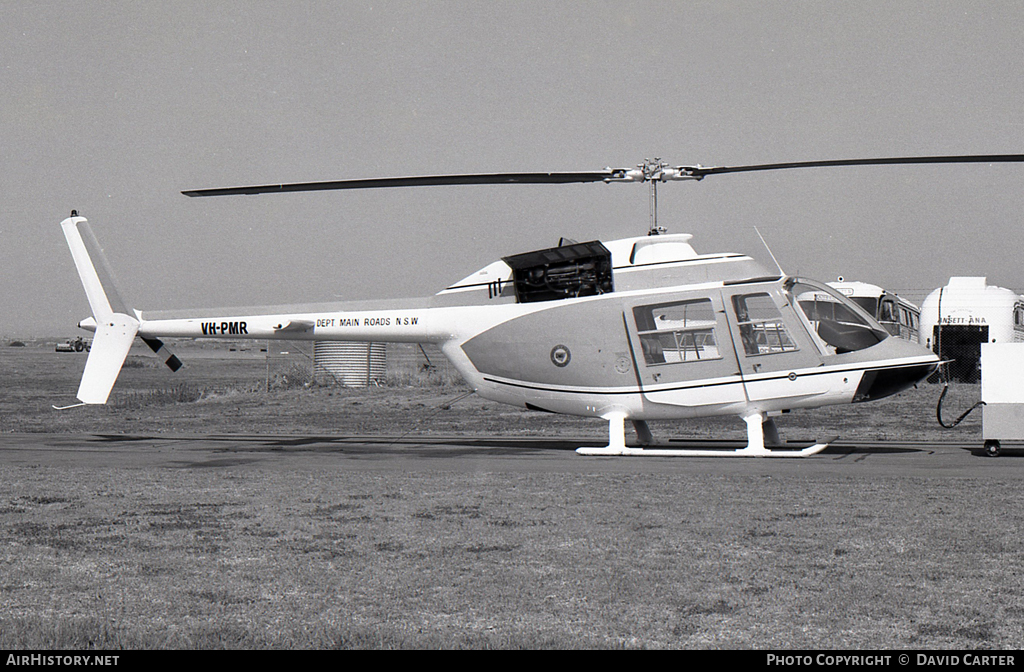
[136,306,457,344]
[59,213,518,404]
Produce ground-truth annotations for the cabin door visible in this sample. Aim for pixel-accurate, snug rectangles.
[720,285,831,406]
[624,290,746,410]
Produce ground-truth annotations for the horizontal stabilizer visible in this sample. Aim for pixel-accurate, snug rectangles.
[77,314,140,404]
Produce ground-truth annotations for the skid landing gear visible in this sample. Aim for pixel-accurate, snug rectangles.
[576,412,830,457]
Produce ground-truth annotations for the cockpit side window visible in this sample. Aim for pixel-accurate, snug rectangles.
[789,279,889,354]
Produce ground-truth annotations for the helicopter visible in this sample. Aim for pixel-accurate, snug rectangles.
[59,154,1024,456]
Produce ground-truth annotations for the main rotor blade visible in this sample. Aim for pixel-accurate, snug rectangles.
[684,154,1024,178]
[182,154,1024,196]
[182,170,622,197]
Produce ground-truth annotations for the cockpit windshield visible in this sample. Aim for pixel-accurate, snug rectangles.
[787,278,889,354]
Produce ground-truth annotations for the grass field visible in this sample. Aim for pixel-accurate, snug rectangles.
[2,338,1019,650]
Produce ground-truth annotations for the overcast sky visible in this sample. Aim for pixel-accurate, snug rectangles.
[3,0,1022,337]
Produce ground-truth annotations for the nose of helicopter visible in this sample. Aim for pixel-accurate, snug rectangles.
[851,337,939,402]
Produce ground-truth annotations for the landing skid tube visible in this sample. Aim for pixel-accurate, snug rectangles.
[576,412,830,457]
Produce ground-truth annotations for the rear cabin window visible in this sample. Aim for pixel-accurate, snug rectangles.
[732,293,798,356]
[633,298,721,365]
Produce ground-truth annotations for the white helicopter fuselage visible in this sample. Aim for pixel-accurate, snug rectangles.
[110,231,936,424]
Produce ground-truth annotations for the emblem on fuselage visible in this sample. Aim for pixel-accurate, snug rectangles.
[550,344,571,367]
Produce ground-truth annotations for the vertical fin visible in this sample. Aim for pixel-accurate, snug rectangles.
[61,215,131,319]
[61,214,139,404]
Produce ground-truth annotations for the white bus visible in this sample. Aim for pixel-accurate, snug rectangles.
[827,279,921,343]
[920,277,1024,382]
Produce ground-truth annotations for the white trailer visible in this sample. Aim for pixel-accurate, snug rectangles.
[920,277,1024,382]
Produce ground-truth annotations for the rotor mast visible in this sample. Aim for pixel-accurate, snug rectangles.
[637,158,705,236]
